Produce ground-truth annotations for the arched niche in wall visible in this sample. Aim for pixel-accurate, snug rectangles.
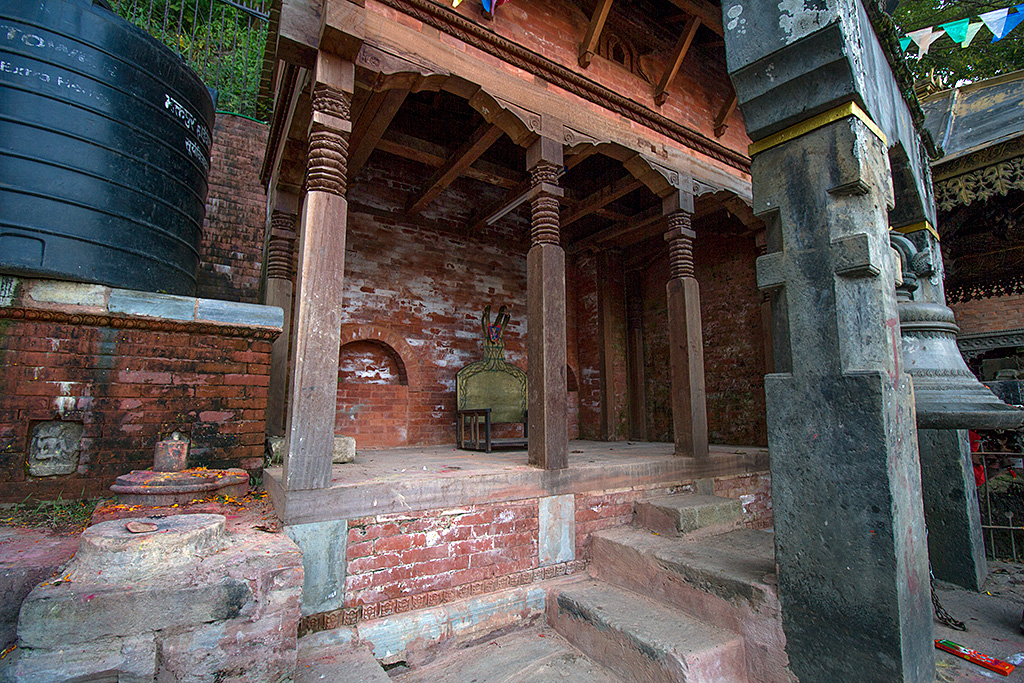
[335,324,421,449]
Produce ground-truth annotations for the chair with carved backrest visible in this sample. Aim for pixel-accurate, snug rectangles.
[456,305,527,452]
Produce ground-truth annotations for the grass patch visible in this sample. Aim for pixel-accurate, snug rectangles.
[0,496,103,533]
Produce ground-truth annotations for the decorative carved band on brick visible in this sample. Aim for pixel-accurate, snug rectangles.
[665,212,695,280]
[296,558,589,637]
[530,161,560,246]
[306,129,349,196]
[311,83,351,120]
[0,307,280,340]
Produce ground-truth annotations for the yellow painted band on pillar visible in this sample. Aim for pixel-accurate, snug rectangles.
[747,101,887,156]
[891,221,940,241]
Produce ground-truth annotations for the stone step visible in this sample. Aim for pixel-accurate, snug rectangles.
[634,493,743,538]
[393,623,623,682]
[296,630,390,683]
[590,526,794,683]
[547,579,748,683]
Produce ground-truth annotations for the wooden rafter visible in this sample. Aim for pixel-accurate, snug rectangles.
[666,0,722,35]
[406,122,505,215]
[569,205,662,253]
[654,15,701,106]
[714,91,738,138]
[348,88,409,181]
[579,0,615,68]
[466,177,533,234]
[377,130,520,189]
[562,175,644,228]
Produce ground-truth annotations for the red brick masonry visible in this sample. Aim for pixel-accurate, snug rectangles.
[0,277,282,502]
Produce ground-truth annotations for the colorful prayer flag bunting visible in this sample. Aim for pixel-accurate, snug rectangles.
[980,8,1012,39]
[962,21,985,47]
[994,5,1024,40]
[908,27,942,56]
[939,18,970,44]
[900,36,912,52]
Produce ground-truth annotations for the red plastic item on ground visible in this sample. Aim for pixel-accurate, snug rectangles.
[935,639,1015,676]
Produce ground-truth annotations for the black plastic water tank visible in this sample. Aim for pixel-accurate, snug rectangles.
[0,0,214,296]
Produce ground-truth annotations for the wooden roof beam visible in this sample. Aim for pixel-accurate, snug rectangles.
[562,174,644,228]
[406,122,505,216]
[569,204,662,253]
[348,88,409,181]
[666,0,723,36]
[714,91,738,137]
[654,15,701,106]
[579,0,615,68]
[376,130,521,189]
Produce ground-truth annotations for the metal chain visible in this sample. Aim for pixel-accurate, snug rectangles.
[931,567,967,631]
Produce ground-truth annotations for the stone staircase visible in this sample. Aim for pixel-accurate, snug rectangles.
[546,493,795,683]
[292,494,794,682]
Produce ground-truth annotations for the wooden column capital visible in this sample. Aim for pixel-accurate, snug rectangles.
[664,211,695,281]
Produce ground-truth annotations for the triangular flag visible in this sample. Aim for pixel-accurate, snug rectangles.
[481,0,492,10]
[962,21,985,47]
[980,8,1010,39]
[908,27,942,56]
[993,7,1024,41]
[900,36,912,52]
[940,18,970,44]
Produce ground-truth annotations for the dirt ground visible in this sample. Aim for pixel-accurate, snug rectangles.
[935,561,1024,681]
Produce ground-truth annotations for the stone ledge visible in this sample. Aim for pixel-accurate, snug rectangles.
[0,275,283,338]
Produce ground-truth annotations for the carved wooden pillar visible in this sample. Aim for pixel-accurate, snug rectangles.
[283,53,353,491]
[527,136,568,470]
[266,206,298,437]
[664,191,708,460]
[597,249,626,441]
[626,269,647,441]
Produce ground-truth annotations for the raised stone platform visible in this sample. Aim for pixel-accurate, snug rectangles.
[6,513,302,683]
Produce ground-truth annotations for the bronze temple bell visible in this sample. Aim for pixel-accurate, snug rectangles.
[890,233,1024,430]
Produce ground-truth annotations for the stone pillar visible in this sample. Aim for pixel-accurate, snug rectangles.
[755,230,774,375]
[919,428,987,590]
[526,136,568,470]
[663,193,708,460]
[282,53,353,491]
[754,116,932,682]
[266,208,297,437]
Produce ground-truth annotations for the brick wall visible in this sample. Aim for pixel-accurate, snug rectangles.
[337,154,529,448]
[951,293,1024,335]
[0,279,278,502]
[641,228,768,447]
[197,114,268,304]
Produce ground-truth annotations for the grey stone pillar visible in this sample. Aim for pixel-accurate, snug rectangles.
[919,428,987,590]
[266,209,297,437]
[754,116,932,682]
[663,194,708,460]
[526,135,568,470]
[283,54,353,491]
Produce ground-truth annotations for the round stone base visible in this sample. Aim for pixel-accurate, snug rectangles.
[69,514,227,582]
[110,468,249,506]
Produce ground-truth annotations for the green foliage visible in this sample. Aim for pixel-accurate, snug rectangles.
[892,1,1024,86]
[111,0,268,119]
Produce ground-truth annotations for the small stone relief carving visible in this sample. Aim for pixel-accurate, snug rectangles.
[29,421,83,476]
